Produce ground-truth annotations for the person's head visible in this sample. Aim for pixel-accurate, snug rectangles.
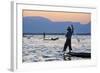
[67,26,71,31]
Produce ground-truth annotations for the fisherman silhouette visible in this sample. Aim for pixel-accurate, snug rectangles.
[43,32,45,40]
[63,25,74,54]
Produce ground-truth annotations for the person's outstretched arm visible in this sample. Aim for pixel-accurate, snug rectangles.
[71,25,74,34]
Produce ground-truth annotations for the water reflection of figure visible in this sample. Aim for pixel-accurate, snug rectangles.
[63,25,74,53]
[63,54,71,61]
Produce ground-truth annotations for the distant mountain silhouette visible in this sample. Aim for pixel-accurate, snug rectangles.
[23,16,91,34]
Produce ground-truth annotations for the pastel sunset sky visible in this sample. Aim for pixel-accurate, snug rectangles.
[23,10,91,24]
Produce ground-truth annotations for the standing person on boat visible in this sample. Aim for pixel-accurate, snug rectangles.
[63,25,74,53]
[43,32,46,40]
